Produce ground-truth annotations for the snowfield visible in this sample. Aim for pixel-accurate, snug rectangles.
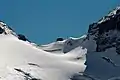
[0,34,87,80]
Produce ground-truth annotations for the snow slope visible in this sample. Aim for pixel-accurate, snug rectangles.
[40,6,120,80]
[0,34,86,80]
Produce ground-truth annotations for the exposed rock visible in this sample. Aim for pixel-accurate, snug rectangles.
[56,37,64,41]
[18,34,28,41]
[88,7,120,54]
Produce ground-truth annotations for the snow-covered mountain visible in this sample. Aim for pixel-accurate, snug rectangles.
[40,6,120,80]
[84,6,120,80]
[0,21,87,80]
[0,6,120,80]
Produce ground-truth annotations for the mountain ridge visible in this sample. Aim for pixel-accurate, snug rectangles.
[0,6,120,80]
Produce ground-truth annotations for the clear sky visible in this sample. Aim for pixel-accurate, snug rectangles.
[0,0,119,44]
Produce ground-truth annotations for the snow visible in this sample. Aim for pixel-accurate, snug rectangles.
[0,34,87,80]
[1,6,120,80]
[97,6,120,24]
[30,32,120,80]
[40,40,65,53]
[40,35,88,54]
[0,21,17,36]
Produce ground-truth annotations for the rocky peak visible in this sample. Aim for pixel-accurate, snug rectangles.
[0,21,17,36]
[88,6,120,35]
[87,6,120,54]
[0,21,30,42]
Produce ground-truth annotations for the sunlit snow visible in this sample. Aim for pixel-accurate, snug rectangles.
[0,34,87,80]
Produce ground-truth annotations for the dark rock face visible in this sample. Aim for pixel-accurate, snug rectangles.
[0,27,4,34]
[89,14,120,35]
[88,7,120,54]
[18,34,28,41]
[56,37,64,41]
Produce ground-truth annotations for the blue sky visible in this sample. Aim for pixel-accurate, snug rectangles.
[0,0,119,44]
